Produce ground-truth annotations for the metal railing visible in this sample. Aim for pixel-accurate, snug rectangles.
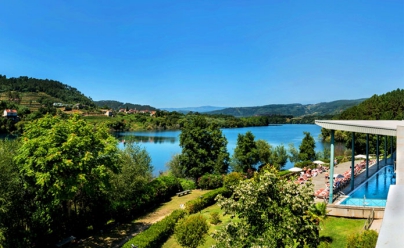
[363,208,375,230]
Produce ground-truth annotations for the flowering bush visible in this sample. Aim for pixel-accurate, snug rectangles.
[213,167,319,248]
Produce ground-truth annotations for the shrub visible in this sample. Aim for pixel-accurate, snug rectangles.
[143,175,182,205]
[344,149,352,157]
[294,160,313,169]
[278,170,293,177]
[180,178,196,190]
[175,214,209,248]
[159,174,182,196]
[124,175,183,217]
[346,230,378,248]
[198,174,223,189]
[122,209,185,248]
[186,187,230,214]
[210,212,221,225]
[223,172,244,191]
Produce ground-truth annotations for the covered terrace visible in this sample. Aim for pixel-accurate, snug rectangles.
[315,120,404,247]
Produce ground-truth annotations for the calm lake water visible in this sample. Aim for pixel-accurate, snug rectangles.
[115,124,326,176]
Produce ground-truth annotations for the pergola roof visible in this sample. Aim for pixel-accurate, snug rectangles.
[315,120,404,136]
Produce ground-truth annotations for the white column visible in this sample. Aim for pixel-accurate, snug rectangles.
[396,126,404,184]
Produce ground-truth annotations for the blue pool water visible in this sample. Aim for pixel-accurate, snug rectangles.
[339,165,396,207]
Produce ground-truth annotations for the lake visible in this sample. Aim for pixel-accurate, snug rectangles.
[114,124,327,176]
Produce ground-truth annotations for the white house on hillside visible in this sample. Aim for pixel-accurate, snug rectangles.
[3,109,17,118]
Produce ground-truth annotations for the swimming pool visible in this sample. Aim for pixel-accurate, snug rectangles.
[339,165,396,207]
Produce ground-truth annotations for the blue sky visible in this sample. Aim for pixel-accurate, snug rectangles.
[1,1,403,108]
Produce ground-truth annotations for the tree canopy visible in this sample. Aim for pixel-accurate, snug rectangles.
[214,167,319,247]
[0,75,95,106]
[232,131,259,172]
[299,132,316,161]
[15,114,119,244]
[179,116,229,180]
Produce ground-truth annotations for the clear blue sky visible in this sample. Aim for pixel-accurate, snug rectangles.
[1,1,403,108]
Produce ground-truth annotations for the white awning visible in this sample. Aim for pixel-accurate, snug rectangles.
[315,120,404,136]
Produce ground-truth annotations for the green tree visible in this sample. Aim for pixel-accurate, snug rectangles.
[299,132,316,161]
[232,131,259,172]
[15,114,120,245]
[179,116,229,181]
[166,153,185,178]
[175,214,209,248]
[109,143,153,213]
[256,139,273,167]
[213,167,319,248]
[288,143,300,163]
[270,144,289,170]
[0,139,28,247]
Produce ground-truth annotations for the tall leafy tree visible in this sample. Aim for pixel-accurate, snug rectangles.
[0,139,28,247]
[166,153,185,178]
[288,143,300,163]
[214,167,319,247]
[108,143,153,214]
[270,144,289,169]
[179,116,229,180]
[232,131,259,172]
[15,114,119,245]
[299,132,316,161]
[256,139,272,167]
[256,140,288,170]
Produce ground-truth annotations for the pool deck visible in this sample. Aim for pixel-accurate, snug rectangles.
[308,158,393,232]
[310,158,391,203]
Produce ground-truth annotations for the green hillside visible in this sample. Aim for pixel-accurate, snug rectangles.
[207,99,366,117]
[0,75,95,108]
[94,100,158,111]
[336,88,404,120]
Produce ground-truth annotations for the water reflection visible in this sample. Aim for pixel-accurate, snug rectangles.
[114,134,177,144]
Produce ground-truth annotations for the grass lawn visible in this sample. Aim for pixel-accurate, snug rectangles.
[319,216,366,247]
[163,209,367,248]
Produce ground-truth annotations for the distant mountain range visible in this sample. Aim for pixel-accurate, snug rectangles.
[160,106,226,113]
[205,99,368,117]
[96,99,367,117]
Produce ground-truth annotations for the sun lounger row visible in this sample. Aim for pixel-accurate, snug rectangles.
[315,160,377,199]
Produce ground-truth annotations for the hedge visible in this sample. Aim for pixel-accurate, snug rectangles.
[198,174,223,189]
[111,174,182,222]
[122,209,186,248]
[122,187,230,247]
[185,187,230,214]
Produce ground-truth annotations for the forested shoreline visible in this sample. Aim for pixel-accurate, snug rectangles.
[0,75,368,135]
